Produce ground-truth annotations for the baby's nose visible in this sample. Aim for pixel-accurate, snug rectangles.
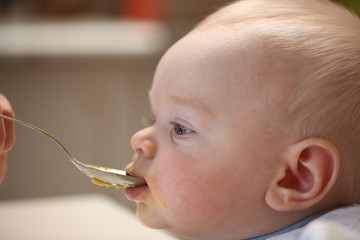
[130,127,156,160]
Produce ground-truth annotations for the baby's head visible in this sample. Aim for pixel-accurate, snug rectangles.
[126,0,360,239]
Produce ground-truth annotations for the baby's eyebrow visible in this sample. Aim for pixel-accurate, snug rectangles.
[169,95,213,116]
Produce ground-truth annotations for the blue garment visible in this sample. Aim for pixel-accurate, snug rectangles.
[246,205,360,240]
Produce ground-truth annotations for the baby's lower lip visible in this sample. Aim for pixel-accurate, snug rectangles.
[125,185,149,201]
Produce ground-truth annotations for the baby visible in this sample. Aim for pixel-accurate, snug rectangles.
[125,0,360,239]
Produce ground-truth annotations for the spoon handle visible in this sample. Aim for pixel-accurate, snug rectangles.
[0,114,146,188]
[0,114,74,160]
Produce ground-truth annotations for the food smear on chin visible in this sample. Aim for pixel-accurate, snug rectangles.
[151,186,167,208]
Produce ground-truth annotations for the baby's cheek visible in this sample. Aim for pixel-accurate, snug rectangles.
[152,153,226,226]
[159,173,220,224]
[153,162,195,202]
[167,185,227,234]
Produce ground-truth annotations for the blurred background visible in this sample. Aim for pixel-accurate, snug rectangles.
[0,0,359,222]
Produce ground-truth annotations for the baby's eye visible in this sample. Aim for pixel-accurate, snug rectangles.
[172,123,193,136]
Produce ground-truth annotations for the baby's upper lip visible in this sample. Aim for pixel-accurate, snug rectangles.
[126,166,147,183]
[126,171,142,179]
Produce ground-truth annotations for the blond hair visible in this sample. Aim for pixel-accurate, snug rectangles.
[196,0,360,202]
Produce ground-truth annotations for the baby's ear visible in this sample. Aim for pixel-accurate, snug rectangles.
[265,138,340,211]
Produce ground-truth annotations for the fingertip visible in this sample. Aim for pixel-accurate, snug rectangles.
[0,94,13,112]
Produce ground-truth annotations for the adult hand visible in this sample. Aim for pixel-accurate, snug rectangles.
[0,94,15,184]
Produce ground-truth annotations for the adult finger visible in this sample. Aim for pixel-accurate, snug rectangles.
[0,152,7,184]
[0,94,16,152]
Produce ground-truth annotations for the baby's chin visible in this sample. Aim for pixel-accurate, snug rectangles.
[135,202,170,229]
[136,207,210,240]
[135,204,196,239]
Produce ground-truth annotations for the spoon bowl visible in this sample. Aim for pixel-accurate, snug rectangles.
[0,114,146,188]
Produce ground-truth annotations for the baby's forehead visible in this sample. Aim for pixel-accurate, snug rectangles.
[156,28,300,106]
[171,28,271,71]
[184,28,300,82]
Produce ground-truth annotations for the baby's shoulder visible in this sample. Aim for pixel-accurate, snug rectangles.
[273,205,360,240]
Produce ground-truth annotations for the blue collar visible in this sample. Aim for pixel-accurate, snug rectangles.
[246,207,341,240]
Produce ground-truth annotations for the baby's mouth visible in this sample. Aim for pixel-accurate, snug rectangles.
[125,164,148,187]
[125,157,148,187]
[125,172,149,201]
[126,171,148,187]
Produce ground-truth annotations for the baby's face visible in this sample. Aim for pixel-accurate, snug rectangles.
[126,30,286,239]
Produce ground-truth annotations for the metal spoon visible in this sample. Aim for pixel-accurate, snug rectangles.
[0,114,146,188]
